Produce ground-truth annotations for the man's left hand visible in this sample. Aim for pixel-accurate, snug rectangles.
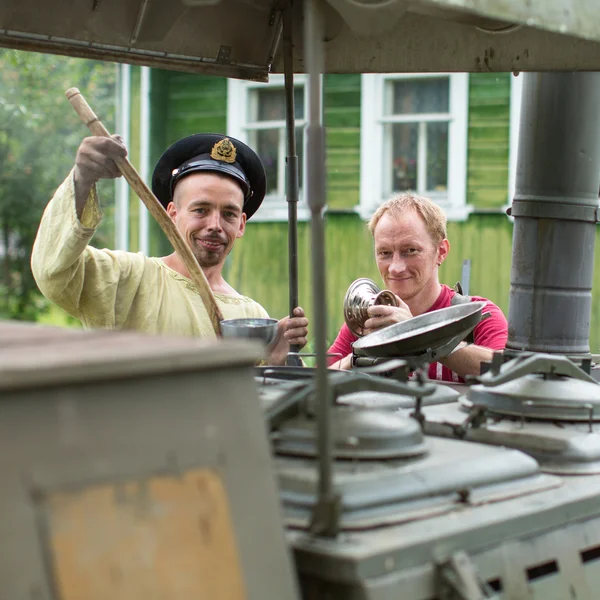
[363,296,412,333]
[267,307,309,365]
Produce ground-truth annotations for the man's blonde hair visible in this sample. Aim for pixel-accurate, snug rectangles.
[367,192,447,245]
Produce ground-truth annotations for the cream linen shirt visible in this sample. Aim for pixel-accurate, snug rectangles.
[31,171,269,338]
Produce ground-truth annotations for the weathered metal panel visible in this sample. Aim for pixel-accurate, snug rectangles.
[417,0,600,43]
[287,473,600,598]
[43,469,245,600]
[0,323,299,600]
[2,0,600,77]
[276,438,560,530]
[296,11,600,74]
[0,0,277,81]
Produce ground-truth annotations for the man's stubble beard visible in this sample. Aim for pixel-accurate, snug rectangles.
[192,242,232,269]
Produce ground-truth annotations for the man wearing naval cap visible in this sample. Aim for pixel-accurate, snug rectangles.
[31,133,308,365]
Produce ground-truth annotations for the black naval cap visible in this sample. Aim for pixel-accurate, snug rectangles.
[151,133,267,220]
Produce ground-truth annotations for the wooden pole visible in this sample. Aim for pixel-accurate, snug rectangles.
[65,87,223,336]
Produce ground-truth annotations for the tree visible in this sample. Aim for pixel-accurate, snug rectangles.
[0,49,116,320]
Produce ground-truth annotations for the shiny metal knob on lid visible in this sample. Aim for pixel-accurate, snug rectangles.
[343,278,400,337]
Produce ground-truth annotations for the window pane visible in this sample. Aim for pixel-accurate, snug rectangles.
[294,88,304,120]
[256,87,304,121]
[389,77,449,115]
[256,129,279,193]
[391,123,418,192]
[426,122,449,191]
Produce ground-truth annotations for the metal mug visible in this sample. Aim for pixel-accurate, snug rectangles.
[343,278,400,337]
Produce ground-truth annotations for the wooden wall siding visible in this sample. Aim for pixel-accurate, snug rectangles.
[466,74,511,209]
[323,74,361,209]
[149,69,170,170]
[164,72,228,145]
[147,71,228,256]
[148,69,170,257]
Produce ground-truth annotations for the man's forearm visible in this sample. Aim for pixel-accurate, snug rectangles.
[73,167,95,219]
[31,170,103,318]
[440,344,494,378]
[329,353,353,370]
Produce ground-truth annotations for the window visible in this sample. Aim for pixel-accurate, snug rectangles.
[359,73,470,221]
[227,75,310,221]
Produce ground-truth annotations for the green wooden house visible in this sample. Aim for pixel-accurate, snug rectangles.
[116,67,600,352]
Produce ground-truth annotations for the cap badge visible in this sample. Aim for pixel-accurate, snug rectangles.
[210,137,237,164]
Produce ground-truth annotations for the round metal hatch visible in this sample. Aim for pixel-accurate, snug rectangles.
[352,302,486,358]
[335,384,459,410]
[273,406,427,459]
[468,374,600,421]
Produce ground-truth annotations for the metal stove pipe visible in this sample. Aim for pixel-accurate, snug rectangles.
[507,72,600,357]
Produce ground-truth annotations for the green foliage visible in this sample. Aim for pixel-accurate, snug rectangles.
[0,49,116,320]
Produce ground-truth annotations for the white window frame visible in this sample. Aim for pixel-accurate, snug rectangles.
[227,74,310,222]
[359,73,471,221]
[508,72,524,218]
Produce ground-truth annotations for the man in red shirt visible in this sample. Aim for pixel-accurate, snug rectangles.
[328,193,507,382]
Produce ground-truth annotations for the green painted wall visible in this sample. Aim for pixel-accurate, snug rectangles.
[147,71,228,256]
[467,74,511,209]
[164,71,228,143]
[148,68,170,257]
[323,74,361,209]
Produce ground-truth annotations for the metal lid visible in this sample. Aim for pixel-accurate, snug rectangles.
[273,406,427,459]
[468,374,600,421]
[468,353,600,422]
[352,302,486,359]
[336,384,459,410]
[276,437,561,531]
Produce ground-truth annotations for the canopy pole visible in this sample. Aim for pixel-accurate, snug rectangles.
[304,0,340,538]
[283,4,302,367]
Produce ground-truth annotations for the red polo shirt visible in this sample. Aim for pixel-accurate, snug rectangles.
[327,284,508,382]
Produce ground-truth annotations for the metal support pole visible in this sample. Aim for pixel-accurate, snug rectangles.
[460,259,471,296]
[304,0,340,538]
[139,65,150,255]
[283,4,302,367]
[116,63,131,252]
[507,72,600,358]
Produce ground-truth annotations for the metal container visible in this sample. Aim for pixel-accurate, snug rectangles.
[343,278,400,337]
[0,322,299,600]
[352,302,486,358]
[221,317,279,345]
